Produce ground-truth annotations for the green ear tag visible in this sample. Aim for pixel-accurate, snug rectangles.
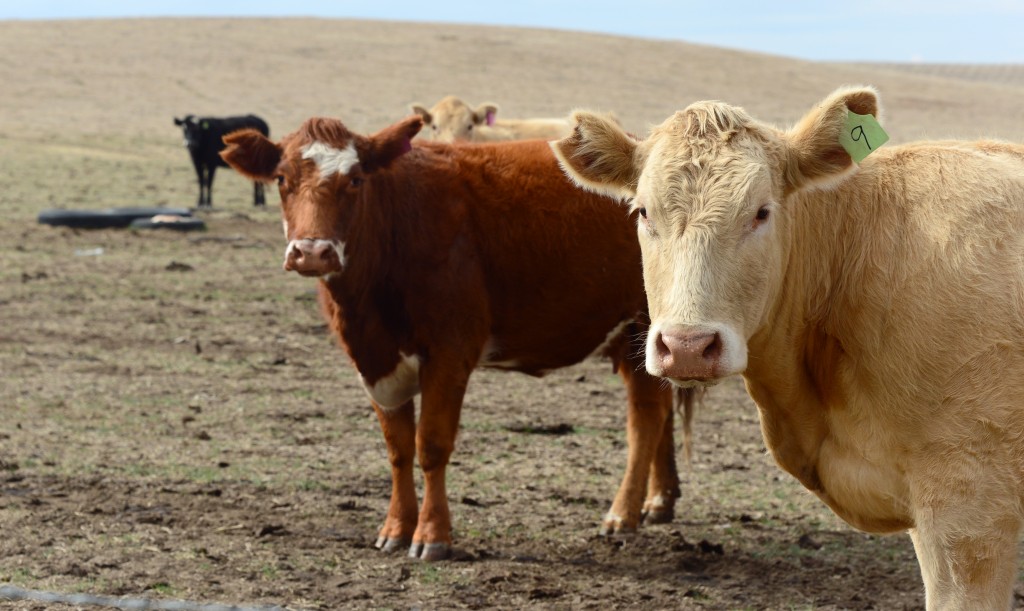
[839,110,889,163]
[201,121,209,130]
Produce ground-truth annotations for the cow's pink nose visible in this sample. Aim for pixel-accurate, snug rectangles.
[284,239,341,276]
[652,326,722,381]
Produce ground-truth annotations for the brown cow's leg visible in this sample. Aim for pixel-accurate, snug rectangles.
[373,400,418,553]
[644,387,695,522]
[408,369,469,561]
[643,399,681,524]
[604,363,674,534]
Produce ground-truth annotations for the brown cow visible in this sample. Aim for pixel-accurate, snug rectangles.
[555,87,1024,609]
[220,115,692,560]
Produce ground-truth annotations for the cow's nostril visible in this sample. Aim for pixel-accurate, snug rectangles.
[702,333,722,361]
[654,332,672,360]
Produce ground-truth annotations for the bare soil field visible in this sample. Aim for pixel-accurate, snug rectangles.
[1,18,1023,610]
[845,62,1024,89]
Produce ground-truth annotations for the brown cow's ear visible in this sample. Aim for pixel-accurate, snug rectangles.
[362,115,423,172]
[410,103,433,125]
[221,129,281,182]
[551,110,641,201]
[474,103,498,126]
[784,85,881,192]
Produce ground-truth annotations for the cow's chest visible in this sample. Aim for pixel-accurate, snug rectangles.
[761,398,913,533]
[356,352,422,410]
[812,411,913,532]
[747,344,915,533]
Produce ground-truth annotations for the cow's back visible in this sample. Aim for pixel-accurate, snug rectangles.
[477,119,571,142]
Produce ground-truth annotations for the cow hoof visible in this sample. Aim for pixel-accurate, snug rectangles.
[599,521,638,536]
[642,508,674,525]
[408,541,451,561]
[600,511,639,536]
[375,536,411,553]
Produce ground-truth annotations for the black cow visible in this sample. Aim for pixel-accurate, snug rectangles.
[174,114,270,207]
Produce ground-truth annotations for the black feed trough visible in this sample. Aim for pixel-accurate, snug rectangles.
[38,207,201,230]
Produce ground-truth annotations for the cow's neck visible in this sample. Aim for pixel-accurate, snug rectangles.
[743,166,902,507]
[317,155,442,386]
[317,147,460,385]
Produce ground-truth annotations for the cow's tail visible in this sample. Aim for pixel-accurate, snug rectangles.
[676,386,704,466]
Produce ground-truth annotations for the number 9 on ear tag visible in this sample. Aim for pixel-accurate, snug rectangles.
[840,110,889,163]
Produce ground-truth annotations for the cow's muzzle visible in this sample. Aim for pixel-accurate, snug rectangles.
[284,238,344,276]
[649,324,730,384]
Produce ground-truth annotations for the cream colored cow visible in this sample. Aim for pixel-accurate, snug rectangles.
[410,95,571,143]
[553,86,1024,610]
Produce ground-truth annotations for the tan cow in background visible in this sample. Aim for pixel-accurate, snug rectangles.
[410,95,571,143]
[554,86,1024,610]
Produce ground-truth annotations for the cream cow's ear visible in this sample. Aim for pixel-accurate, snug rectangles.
[784,85,881,192]
[551,110,642,201]
[473,103,498,126]
[409,103,433,125]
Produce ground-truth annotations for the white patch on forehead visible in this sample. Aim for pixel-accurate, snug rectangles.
[301,140,360,179]
[282,218,289,239]
[360,352,421,410]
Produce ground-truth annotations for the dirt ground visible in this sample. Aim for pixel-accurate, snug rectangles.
[2,17,1024,611]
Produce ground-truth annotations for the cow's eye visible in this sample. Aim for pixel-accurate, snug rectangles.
[755,206,770,222]
[467,124,473,131]
[350,176,364,188]
[636,206,655,234]
[431,124,437,131]
[276,175,285,187]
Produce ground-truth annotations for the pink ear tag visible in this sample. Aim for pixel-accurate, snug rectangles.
[485,111,496,126]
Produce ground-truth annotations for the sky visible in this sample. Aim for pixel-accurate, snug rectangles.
[4,1,1023,64]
